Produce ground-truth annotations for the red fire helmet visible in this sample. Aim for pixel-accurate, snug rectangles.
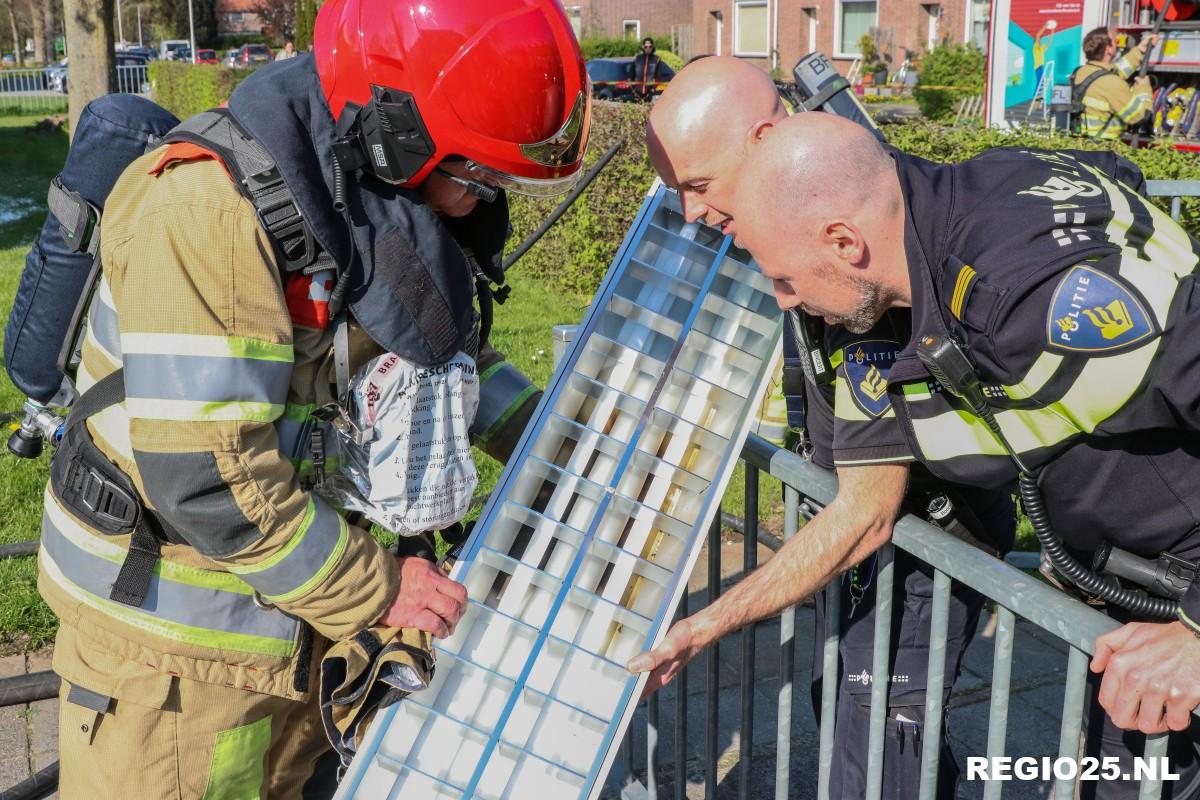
[314,0,591,196]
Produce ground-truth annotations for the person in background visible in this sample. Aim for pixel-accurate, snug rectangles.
[275,40,297,60]
[1072,27,1159,140]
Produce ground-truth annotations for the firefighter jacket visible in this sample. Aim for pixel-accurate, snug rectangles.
[38,145,403,701]
[1072,48,1152,140]
[881,147,1200,629]
[38,53,543,708]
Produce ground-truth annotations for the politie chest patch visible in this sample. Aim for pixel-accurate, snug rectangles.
[1046,265,1154,353]
[841,340,900,418]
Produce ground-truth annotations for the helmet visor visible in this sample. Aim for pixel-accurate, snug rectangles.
[465,160,581,198]
[520,90,591,168]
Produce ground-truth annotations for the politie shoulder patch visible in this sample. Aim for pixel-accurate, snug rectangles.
[841,340,900,418]
[1046,265,1155,353]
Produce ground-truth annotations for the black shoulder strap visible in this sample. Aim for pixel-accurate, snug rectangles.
[163,108,317,273]
[1073,66,1113,98]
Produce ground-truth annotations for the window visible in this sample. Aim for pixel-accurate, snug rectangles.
[227,11,244,23]
[734,1,769,57]
[924,4,941,49]
[566,6,582,39]
[803,7,818,54]
[968,0,990,52]
[623,19,640,40]
[836,0,877,57]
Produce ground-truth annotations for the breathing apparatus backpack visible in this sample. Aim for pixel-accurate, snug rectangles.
[4,95,320,459]
[1067,65,1116,136]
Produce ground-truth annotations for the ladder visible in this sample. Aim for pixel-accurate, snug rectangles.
[1027,59,1055,121]
[847,55,863,85]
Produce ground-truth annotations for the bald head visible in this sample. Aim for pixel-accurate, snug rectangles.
[646,56,786,233]
[732,113,909,332]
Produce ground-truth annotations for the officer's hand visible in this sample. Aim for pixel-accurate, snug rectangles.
[626,618,703,698]
[1091,621,1200,733]
[378,556,468,639]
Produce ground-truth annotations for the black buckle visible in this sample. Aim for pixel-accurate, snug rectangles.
[79,466,138,529]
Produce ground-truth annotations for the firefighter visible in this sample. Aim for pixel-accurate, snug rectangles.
[731,111,1200,797]
[1072,28,1158,140]
[626,56,1014,798]
[40,1,589,796]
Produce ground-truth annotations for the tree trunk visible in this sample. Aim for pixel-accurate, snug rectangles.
[8,0,23,66]
[63,0,114,134]
[29,0,46,64]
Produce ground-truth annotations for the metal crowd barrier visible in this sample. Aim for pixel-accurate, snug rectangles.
[609,433,1178,800]
[0,64,149,115]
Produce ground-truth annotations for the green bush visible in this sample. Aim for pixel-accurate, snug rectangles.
[579,35,673,60]
[149,61,253,120]
[509,106,1199,299]
[506,101,655,296]
[883,122,1199,232]
[914,43,985,120]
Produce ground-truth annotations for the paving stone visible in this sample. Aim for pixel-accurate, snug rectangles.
[0,705,29,788]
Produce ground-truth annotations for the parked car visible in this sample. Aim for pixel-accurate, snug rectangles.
[236,43,272,67]
[43,59,67,91]
[196,48,218,64]
[587,57,676,102]
[124,46,158,61]
[586,58,635,101]
[159,39,189,61]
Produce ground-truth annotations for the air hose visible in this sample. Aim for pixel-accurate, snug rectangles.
[916,334,1179,618]
[1019,471,1175,617]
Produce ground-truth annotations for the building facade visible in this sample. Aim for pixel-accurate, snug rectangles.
[562,0,695,53]
[216,0,265,37]
[690,0,989,75]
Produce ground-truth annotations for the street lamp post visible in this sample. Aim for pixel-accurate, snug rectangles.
[117,0,125,49]
[137,5,143,47]
[187,0,196,63]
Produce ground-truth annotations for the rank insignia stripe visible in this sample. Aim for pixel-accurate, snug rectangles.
[842,340,901,418]
[1045,265,1156,353]
[949,264,977,320]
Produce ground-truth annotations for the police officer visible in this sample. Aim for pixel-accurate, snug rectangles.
[1072,28,1158,141]
[40,1,589,796]
[625,56,1014,798]
[732,112,1200,796]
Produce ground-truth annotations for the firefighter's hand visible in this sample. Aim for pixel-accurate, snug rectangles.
[1138,34,1160,53]
[378,556,468,639]
[1133,75,1151,90]
[626,617,704,698]
[1091,621,1200,733]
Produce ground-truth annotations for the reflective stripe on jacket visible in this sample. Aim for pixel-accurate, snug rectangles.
[1074,52,1151,140]
[38,149,399,700]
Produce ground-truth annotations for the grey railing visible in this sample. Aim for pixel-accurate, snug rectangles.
[610,432,1187,800]
[0,64,148,115]
[1147,179,1200,223]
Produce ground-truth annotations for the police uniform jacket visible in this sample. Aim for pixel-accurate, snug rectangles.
[882,147,1200,629]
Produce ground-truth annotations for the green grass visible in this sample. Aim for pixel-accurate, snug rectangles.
[0,115,69,652]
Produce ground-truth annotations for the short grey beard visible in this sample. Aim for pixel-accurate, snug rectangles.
[839,277,885,334]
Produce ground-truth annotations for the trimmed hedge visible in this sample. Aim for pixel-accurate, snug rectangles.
[579,36,674,60]
[143,63,1200,296]
[148,61,253,120]
[914,43,986,121]
[510,106,1200,297]
[507,101,655,296]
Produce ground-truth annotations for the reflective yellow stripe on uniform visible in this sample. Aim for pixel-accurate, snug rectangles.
[1116,92,1151,124]
[40,489,299,658]
[121,333,293,422]
[907,164,1199,463]
[227,496,349,603]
